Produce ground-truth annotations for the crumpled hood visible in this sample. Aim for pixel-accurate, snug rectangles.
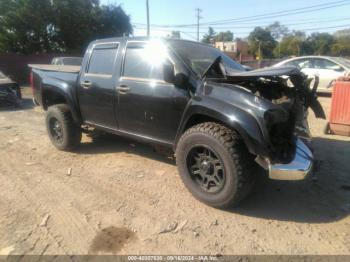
[228,66,300,78]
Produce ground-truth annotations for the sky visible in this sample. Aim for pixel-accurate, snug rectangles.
[101,0,350,40]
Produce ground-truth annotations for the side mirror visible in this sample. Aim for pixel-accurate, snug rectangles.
[163,60,176,84]
[163,59,190,87]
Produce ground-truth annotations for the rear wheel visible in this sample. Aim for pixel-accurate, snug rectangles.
[176,122,257,208]
[46,104,81,151]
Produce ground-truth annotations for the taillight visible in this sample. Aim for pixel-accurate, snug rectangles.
[29,71,34,93]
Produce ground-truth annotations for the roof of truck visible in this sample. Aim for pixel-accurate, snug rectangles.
[91,36,201,46]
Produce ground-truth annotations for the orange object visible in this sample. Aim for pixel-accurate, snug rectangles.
[329,77,350,136]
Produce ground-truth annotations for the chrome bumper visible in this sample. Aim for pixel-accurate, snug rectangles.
[269,139,313,180]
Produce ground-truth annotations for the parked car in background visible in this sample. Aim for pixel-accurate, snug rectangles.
[0,71,21,107]
[51,57,83,66]
[274,56,350,92]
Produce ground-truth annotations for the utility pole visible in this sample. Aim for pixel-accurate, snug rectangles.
[146,0,150,37]
[195,8,202,42]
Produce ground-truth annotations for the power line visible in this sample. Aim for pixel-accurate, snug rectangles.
[134,23,350,37]
[200,0,350,26]
[134,0,350,28]
[134,16,350,31]
[197,17,350,30]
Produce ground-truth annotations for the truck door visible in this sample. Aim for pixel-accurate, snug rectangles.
[116,41,189,144]
[78,42,120,129]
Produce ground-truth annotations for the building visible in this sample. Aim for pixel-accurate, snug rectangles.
[214,40,253,61]
[214,40,249,53]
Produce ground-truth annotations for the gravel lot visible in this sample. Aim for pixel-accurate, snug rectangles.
[0,88,349,255]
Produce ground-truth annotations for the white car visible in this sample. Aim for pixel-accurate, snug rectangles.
[274,56,350,92]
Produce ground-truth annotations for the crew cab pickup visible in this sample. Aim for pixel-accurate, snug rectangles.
[29,37,325,208]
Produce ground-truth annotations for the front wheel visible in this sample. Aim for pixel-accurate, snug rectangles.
[46,104,82,151]
[175,122,257,208]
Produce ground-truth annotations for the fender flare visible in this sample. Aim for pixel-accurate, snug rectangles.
[41,80,82,124]
[175,104,269,157]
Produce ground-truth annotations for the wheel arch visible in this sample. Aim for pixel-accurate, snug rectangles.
[175,105,269,157]
[41,85,82,124]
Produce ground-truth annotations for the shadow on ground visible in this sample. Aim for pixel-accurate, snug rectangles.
[234,136,350,223]
[76,131,350,224]
[0,98,34,111]
[77,132,176,165]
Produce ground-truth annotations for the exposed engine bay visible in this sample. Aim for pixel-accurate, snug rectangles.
[204,62,326,163]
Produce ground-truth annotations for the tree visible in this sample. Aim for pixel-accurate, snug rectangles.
[248,27,277,59]
[331,36,350,56]
[0,0,132,54]
[276,31,306,57]
[0,0,56,53]
[201,27,216,44]
[168,31,181,39]
[334,28,350,38]
[52,0,132,52]
[215,31,233,42]
[267,22,289,40]
[306,33,334,55]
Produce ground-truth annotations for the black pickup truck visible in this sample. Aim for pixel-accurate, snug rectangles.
[30,37,325,208]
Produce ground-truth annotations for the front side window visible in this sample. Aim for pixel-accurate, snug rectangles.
[88,44,118,75]
[314,58,344,71]
[295,59,312,69]
[123,41,166,80]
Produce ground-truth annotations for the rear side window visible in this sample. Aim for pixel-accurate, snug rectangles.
[123,42,164,80]
[87,44,119,75]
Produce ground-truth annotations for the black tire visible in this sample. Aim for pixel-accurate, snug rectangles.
[46,104,82,151]
[176,122,257,208]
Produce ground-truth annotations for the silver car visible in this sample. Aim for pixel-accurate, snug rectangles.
[274,56,350,92]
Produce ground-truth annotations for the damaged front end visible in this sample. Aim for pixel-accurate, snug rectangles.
[224,67,326,180]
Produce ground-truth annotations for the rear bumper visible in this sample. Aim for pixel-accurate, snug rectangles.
[269,138,313,180]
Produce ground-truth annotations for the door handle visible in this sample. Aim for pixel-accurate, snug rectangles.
[117,85,130,93]
[81,81,92,89]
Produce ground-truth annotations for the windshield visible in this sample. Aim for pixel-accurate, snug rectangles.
[333,57,350,69]
[169,40,245,77]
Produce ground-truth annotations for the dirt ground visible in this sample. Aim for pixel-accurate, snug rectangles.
[0,87,350,256]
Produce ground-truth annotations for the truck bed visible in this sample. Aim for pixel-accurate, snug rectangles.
[28,64,81,73]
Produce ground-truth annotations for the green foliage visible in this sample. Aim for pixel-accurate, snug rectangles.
[249,22,350,58]
[334,28,350,38]
[306,33,334,55]
[275,31,306,57]
[215,31,233,42]
[0,0,132,54]
[275,30,350,57]
[201,27,216,44]
[248,27,277,59]
[0,0,55,53]
[331,36,350,56]
[267,22,289,40]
